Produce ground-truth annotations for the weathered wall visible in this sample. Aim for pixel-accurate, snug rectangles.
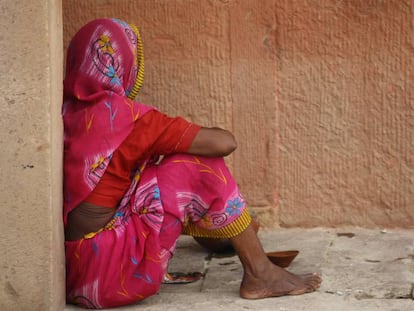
[0,0,65,310]
[275,0,414,227]
[63,0,414,228]
[62,0,280,226]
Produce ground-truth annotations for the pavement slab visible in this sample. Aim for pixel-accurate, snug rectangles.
[65,229,414,311]
[321,228,414,300]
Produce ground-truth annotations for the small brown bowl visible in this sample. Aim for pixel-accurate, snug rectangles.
[266,250,299,268]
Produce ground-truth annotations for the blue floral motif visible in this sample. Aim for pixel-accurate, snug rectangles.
[91,234,102,256]
[104,101,118,131]
[92,241,98,256]
[112,18,129,28]
[225,197,243,216]
[114,211,124,218]
[108,66,121,86]
[133,272,153,284]
[130,256,139,265]
[153,187,160,200]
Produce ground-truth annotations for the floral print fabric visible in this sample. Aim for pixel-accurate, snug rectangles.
[63,19,250,309]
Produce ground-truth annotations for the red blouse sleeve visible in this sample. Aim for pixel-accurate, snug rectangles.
[84,110,201,208]
[131,110,201,156]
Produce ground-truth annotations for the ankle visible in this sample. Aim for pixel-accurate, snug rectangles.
[242,256,274,279]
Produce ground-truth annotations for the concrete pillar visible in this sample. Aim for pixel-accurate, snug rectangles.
[0,0,65,310]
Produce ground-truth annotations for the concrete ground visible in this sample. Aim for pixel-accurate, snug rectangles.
[65,228,414,311]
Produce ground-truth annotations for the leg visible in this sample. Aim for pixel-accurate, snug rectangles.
[156,154,322,297]
[231,224,322,299]
[193,218,260,253]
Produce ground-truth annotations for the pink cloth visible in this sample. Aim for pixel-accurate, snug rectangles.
[63,18,153,224]
[65,155,247,308]
[63,19,250,309]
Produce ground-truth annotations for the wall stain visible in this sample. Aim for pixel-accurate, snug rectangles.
[5,281,19,298]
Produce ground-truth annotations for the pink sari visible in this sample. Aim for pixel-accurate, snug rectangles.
[63,19,251,309]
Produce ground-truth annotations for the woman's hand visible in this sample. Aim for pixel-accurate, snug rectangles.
[187,127,237,157]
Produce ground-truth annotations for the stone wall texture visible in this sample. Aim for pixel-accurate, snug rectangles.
[0,0,65,310]
[62,0,413,229]
[0,0,412,309]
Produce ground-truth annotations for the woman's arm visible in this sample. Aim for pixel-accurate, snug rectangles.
[133,111,237,158]
[187,127,237,157]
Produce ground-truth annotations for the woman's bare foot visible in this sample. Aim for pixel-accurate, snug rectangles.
[240,260,322,299]
[230,223,322,299]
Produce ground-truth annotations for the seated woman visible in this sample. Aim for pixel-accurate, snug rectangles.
[63,18,322,309]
